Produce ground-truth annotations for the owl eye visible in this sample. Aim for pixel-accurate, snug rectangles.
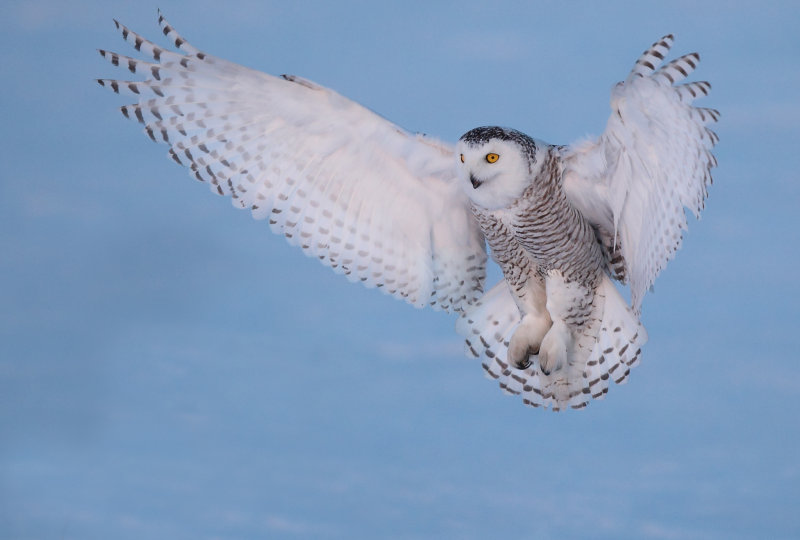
[460,154,465,163]
[486,153,499,163]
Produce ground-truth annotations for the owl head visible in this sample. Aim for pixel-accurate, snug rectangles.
[456,126,546,211]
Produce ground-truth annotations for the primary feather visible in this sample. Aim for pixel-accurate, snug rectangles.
[98,14,487,312]
[99,15,717,410]
[562,35,718,313]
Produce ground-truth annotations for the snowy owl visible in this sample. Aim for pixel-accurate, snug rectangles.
[98,13,718,410]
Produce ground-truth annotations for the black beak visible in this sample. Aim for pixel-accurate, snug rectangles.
[470,174,482,189]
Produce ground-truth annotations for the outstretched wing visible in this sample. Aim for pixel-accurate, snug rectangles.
[562,35,718,312]
[98,13,486,311]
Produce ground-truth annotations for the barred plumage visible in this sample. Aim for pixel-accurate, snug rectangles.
[563,36,718,314]
[454,34,716,408]
[98,15,716,411]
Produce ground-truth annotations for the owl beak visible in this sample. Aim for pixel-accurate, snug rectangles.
[470,173,483,189]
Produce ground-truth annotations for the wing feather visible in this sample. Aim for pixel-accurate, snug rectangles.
[99,13,486,311]
[562,35,718,312]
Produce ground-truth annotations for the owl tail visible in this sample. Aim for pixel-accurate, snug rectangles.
[456,275,647,410]
[570,275,648,405]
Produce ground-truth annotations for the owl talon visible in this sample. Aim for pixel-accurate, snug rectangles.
[514,358,531,370]
[507,313,551,371]
[512,347,537,370]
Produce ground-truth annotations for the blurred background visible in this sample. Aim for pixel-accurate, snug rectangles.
[1,1,798,538]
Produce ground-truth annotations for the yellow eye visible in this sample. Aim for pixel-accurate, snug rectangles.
[486,153,499,163]
[460,153,465,163]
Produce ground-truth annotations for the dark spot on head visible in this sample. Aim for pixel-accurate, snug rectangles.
[459,126,539,171]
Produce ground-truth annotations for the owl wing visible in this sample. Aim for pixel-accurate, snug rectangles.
[97,13,486,311]
[561,35,718,313]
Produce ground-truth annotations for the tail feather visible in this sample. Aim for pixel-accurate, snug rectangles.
[456,276,647,411]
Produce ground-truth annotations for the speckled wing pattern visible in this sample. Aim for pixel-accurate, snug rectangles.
[97,13,486,311]
[562,35,718,313]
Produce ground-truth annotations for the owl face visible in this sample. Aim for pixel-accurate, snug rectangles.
[456,126,540,211]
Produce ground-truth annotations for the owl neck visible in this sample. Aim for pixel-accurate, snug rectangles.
[518,147,567,210]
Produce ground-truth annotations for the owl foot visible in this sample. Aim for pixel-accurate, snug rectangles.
[508,313,551,370]
[509,345,538,370]
[538,320,570,375]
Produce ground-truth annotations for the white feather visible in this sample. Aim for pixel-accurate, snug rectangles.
[99,16,487,311]
[458,276,647,410]
[100,20,717,412]
[561,35,718,312]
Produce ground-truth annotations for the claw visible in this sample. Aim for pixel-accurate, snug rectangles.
[508,313,551,370]
[514,358,532,370]
[512,346,537,370]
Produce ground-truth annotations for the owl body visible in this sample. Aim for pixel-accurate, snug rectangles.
[99,19,716,410]
[460,128,609,374]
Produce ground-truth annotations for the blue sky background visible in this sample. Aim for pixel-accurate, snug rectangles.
[1,1,798,538]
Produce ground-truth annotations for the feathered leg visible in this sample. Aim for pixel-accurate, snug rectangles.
[539,270,594,375]
[506,275,551,369]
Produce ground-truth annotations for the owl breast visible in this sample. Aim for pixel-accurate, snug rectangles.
[472,148,605,296]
